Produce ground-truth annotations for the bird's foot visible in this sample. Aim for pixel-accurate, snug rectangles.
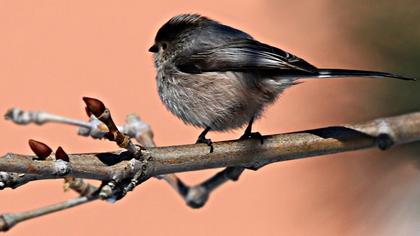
[196,136,214,153]
[240,131,264,144]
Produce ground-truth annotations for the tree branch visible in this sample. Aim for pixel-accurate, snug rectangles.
[1,104,420,231]
[1,111,419,181]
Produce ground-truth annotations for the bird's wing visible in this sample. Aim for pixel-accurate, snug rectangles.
[175,39,318,74]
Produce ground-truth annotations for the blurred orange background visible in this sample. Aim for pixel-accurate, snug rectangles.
[1,1,419,235]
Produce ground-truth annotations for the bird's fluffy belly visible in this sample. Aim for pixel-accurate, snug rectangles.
[157,71,287,131]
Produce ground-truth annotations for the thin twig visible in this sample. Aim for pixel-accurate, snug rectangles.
[182,167,245,208]
[63,177,98,196]
[83,97,140,155]
[5,108,93,129]
[0,194,99,231]
[0,172,49,189]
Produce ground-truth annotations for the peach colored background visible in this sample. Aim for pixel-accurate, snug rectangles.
[1,1,419,235]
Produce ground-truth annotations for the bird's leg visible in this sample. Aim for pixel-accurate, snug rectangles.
[183,164,270,208]
[196,127,214,153]
[183,120,265,207]
[240,117,264,144]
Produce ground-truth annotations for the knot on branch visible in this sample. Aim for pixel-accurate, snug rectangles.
[53,160,71,176]
[104,158,152,202]
[99,180,116,200]
[0,172,10,190]
[78,117,108,139]
[0,214,16,232]
[123,114,153,142]
[376,133,395,150]
[4,108,46,125]
[374,119,397,150]
[186,186,209,209]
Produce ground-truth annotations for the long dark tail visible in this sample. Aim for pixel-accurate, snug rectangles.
[316,69,416,81]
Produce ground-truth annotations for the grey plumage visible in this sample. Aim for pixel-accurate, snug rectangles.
[149,14,415,136]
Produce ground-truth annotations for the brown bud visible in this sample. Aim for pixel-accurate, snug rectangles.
[84,106,92,117]
[82,97,106,118]
[104,131,115,141]
[55,146,70,162]
[28,139,52,160]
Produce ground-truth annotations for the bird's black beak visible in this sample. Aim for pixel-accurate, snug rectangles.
[149,44,158,53]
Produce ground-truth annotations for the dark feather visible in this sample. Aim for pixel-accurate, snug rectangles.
[176,39,318,74]
[155,14,212,42]
[316,69,415,80]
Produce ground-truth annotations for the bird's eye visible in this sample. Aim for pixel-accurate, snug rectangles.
[161,42,168,50]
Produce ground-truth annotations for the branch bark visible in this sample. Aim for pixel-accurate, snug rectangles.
[1,111,419,181]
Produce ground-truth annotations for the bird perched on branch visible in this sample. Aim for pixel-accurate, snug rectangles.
[149,14,415,152]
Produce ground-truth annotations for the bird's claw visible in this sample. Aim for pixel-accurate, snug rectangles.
[196,137,214,153]
[240,132,264,144]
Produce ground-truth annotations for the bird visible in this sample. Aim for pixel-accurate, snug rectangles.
[148,14,415,152]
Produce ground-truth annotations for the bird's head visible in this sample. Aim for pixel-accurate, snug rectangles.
[149,14,214,66]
